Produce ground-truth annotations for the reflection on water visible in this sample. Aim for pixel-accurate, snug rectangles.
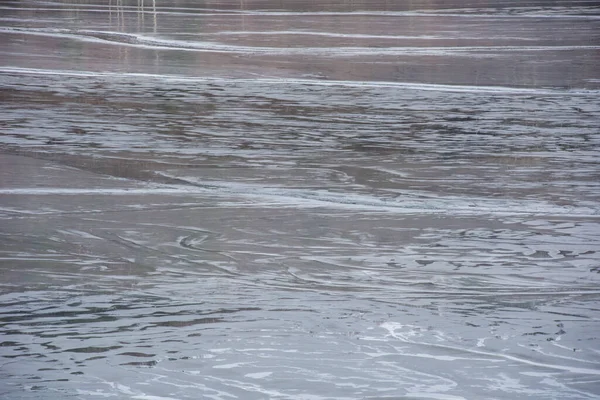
[108,0,157,33]
[1,1,600,399]
[2,0,600,86]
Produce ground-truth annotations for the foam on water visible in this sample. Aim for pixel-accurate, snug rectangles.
[3,26,600,58]
[1,1,600,399]
[4,66,600,95]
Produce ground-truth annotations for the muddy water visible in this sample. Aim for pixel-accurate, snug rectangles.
[1,1,600,399]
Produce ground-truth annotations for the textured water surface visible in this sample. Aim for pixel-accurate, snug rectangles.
[1,1,600,399]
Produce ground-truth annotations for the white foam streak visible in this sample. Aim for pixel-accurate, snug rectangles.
[381,322,600,376]
[3,27,599,58]
[212,30,536,41]
[2,67,597,95]
[2,5,599,19]
[0,187,199,196]
[2,182,596,217]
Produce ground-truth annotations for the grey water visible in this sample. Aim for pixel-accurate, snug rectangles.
[1,1,600,399]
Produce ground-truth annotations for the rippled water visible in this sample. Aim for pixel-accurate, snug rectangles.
[1,1,600,399]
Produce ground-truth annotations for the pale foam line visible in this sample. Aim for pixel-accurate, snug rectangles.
[0,257,80,261]
[158,177,600,217]
[2,27,599,58]
[230,10,600,19]
[404,393,467,400]
[1,181,598,217]
[1,5,599,19]
[214,30,447,40]
[382,322,600,376]
[0,188,200,195]
[211,30,539,42]
[0,17,62,23]
[0,6,239,16]
[3,66,598,95]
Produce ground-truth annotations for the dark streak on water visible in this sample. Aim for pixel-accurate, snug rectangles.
[1,1,600,399]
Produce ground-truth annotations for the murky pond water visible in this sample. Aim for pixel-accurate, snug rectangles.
[1,1,600,399]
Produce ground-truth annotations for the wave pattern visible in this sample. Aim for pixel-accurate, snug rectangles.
[1,0,599,87]
[1,1,600,399]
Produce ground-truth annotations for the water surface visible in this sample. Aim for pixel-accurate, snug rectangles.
[1,1,600,399]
